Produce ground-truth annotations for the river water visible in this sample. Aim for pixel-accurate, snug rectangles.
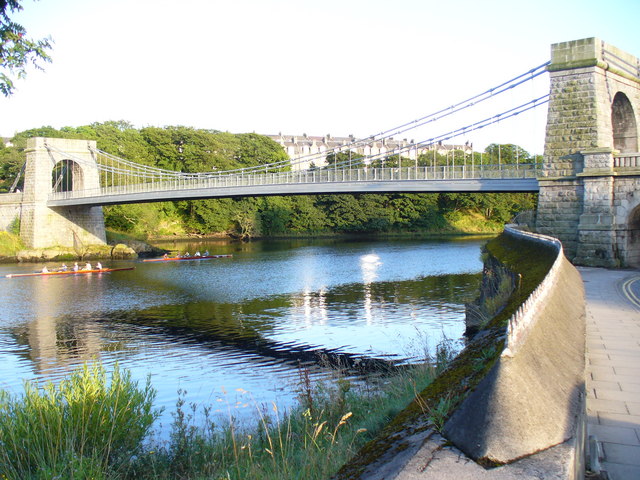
[0,237,486,431]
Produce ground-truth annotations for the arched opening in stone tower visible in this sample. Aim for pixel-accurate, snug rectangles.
[627,205,640,268]
[611,92,638,153]
[51,159,83,192]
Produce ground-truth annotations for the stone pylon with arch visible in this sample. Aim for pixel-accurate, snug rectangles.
[536,37,640,267]
[20,137,106,249]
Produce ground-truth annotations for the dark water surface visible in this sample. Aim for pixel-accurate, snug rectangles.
[0,237,486,430]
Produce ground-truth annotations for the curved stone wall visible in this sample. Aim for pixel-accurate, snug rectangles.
[334,227,586,479]
[443,227,586,464]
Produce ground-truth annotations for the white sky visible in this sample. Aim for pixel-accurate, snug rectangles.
[1,0,639,155]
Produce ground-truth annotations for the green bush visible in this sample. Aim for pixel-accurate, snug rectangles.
[8,215,20,235]
[0,363,160,479]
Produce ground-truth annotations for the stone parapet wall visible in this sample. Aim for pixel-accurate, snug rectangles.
[501,226,563,357]
[443,227,585,466]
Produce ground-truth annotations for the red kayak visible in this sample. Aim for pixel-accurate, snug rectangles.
[6,267,135,278]
[142,254,232,262]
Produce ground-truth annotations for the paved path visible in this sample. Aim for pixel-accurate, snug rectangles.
[581,267,640,480]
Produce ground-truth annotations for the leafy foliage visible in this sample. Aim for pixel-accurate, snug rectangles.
[0,0,52,96]
[0,363,159,479]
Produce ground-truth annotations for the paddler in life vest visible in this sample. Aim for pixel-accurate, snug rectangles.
[41,266,49,273]
[96,262,103,270]
[83,262,92,271]
[73,262,79,272]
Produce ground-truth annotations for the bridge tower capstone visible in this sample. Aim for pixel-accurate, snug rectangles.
[536,37,640,267]
[21,137,106,249]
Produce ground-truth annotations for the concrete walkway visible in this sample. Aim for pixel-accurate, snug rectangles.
[581,267,640,480]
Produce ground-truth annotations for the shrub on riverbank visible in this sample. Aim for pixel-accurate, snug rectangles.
[0,363,159,479]
[0,345,452,479]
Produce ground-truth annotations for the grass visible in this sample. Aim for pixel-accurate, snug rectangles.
[0,341,453,480]
[0,231,24,257]
[130,349,449,480]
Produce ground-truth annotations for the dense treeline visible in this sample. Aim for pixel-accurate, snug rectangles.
[0,122,538,238]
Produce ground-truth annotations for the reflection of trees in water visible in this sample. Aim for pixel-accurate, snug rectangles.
[107,272,480,373]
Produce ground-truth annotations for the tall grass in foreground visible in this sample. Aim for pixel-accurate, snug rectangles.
[0,340,454,479]
[132,342,454,480]
[0,363,159,479]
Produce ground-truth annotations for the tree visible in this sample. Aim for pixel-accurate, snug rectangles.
[484,144,531,165]
[0,140,23,191]
[325,151,363,169]
[1,0,52,96]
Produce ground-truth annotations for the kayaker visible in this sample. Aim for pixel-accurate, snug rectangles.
[41,266,49,273]
[195,251,201,257]
[84,262,92,271]
[204,250,209,256]
[73,262,79,272]
[96,262,102,270]
[60,264,68,271]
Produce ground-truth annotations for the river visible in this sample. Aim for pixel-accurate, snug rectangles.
[0,236,487,432]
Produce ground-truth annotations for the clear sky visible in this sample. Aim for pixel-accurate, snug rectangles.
[1,0,639,155]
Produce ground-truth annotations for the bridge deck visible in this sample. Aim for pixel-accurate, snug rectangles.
[47,165,540,207]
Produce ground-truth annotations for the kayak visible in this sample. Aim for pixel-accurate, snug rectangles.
[142,254,232,262]
[6,267,135,278]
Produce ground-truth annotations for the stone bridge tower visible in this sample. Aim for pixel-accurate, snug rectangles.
[21,137,106,249]
[536,38,640,267]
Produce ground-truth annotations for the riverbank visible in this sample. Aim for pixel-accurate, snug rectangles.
[0,230,165,263]
[0,229,496,263]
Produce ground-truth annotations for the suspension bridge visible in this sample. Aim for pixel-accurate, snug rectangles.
[1,37,639,267]
[40,60,550,207]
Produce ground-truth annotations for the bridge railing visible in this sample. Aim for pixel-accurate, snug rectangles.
[614,153,640,168]
[48,163,540,201]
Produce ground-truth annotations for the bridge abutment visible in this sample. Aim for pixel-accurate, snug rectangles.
[537,37,640,267]
[20,137,106,249]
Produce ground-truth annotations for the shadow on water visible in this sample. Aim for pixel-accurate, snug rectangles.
[66,272,481,376]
